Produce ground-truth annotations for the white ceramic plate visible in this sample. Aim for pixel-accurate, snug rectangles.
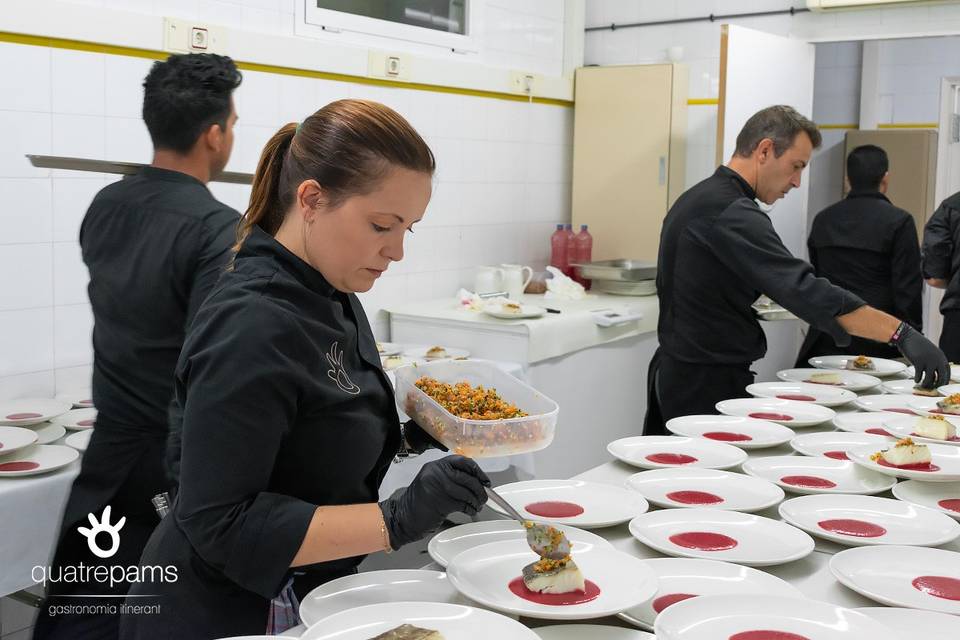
[833,411,899,438]
[908,395,960,419]
[54,390,94,409]
[381,355,419,371]
[742,456,897,495]
[299,570,463,627]
[428,520,613,569]
[0,426,39,457]
[607,436,747,470]
[777,367,881,391]
[0,398,72,426]
[892,480,960,521]
[939,383,960,396]
[64,429,91,452]
[654,594,897,640]
[665,415,794,449]
[627,509,814,566]
[617,558,802,631]
[0,444,79,477]
[484,304,547,320]
[853,394,919,415]
[401,345,471,360]
[27,422,67,445]
[446,539,658,620]
[375,341,403,357]
[746,381,856,407]
[810,355,906,377]
[778,494,960,547]
[625,468,784,513]
[534,626,653,640]
[883,377,941,395]
[883,414,960,446]
[854,606,960,640]
[486,479,649,528]
[830,545,960,614]
[789,431,892,461]
[50,408,97,431]
[300,601,539,640]
[715,398,835,427]
[849,440,960,482]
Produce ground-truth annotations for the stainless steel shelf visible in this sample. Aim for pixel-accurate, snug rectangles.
[26,155,253,185]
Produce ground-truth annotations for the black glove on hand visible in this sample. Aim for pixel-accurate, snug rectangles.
[892,322,949,389]
[380,455,490,550]
[402,419,448,454]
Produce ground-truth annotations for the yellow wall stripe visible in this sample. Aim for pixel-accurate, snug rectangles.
[878,122,938,129]
[687,98,719,105]
[0,30,573,107]
[819,123,858,130]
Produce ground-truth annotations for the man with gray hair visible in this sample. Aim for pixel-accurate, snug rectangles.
[644,105,947,434]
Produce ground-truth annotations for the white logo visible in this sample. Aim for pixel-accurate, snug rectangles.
[326,341,361,395]
[77,506,125,559]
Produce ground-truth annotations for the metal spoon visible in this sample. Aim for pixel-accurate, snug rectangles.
[484,486,571,560]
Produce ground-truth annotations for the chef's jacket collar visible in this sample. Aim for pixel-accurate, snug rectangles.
[846,189,891,203]
[715,165,757,201]
[138,165,207,187]
[240,225,338,297]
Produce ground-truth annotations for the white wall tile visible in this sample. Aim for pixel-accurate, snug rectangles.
[0,244,53,310]
[0,308,54,376]
[0,111,52,178]
[422,181,461,227]
[0,371,56,402]
[0,178,53,244]
[277,74,319,124]
[235,70,281,127]
[55,364,93,394]
[105,55,152,118]
[51,49,105,116]
[892,92,939,123]
[105,117,153,163]
[54,303,94,369]
[52,114,106,160]
[0,42,51,112]
[53,242,89,306]
[52,178,103,242]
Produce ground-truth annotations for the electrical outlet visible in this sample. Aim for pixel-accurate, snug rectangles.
[368,51,409,81]
[509,71,537,96]
[164,18,226,54]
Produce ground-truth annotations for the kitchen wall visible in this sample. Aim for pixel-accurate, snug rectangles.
[0,0,574,404]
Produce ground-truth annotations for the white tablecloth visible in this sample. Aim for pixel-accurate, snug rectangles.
[0,459,78,597]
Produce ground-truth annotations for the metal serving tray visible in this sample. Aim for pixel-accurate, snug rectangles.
[571,259,657,282]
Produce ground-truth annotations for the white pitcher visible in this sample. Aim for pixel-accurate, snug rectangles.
[501,264,533,301]
[474,266,504,294]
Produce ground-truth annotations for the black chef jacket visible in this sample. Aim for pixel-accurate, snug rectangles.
[923,191,960,312]
[657,166,866,365]
[796,190,921,362]
[121,226,402,640]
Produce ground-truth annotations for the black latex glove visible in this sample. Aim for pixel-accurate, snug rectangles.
[380,455,490,550]
[892,322,949,389]
[402,419,448,454]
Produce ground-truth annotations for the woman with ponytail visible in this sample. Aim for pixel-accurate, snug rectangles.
[121,100,490,639]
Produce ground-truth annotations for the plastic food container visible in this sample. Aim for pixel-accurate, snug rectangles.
[394,360,559,458]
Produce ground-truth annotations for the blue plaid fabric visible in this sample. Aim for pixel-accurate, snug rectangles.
[266,576,302,635]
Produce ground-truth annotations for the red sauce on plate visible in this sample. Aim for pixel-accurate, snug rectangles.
[652,592,697,613]
[823,450,849,461]
[0,461,40,472]
[876,458,941,472]
[507,577,600,605]
[911,575,960,601]
[77,419,95,427]
[883,408,916,415]
[730,632,810,640]
[937,498,960,513]
[646,452,698,465]
[81,399,93,405]
[817,518,887,537]
[781,475,837,489]
[669,531,738,551]
[524,501,584,518]
[865,428,893,437]
[931,409,960,416]
[776,394,816,401]
[704,431,753,442]
[749,412,793,421]
[666,490,724,505]
[5,412,41,420]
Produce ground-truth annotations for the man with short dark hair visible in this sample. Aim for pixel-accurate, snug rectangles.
[923,190,960,360]
[34,53,242,640]
[796,144,922,363]
[644,106,947,434]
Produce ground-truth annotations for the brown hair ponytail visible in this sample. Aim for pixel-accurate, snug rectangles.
[234,99,435,254]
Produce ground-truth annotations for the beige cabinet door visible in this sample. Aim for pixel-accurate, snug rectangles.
[571,65,680,261]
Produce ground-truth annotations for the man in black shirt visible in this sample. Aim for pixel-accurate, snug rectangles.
[923,190,960,360]
[796,144,922,363]
[644,106,947,435]
[34,54,242,640]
